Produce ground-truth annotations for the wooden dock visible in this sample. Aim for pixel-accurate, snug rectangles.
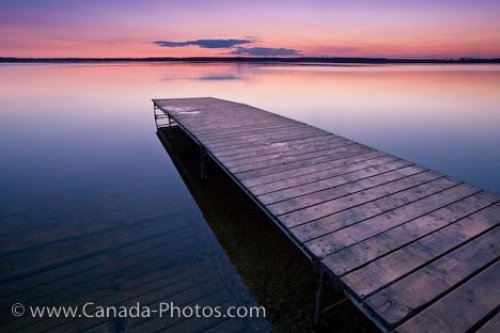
[153,97,500,333]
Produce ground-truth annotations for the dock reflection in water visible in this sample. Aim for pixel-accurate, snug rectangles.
[157,126,378,333]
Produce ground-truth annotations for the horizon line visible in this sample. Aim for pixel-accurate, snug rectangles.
[1,56,500,64]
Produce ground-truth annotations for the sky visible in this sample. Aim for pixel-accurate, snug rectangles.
[1,0,500,58]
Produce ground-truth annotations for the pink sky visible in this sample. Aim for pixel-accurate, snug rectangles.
[1,0,500,58]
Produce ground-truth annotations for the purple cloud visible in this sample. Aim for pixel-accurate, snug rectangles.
[231,47,301,56]
[154,39,251,49]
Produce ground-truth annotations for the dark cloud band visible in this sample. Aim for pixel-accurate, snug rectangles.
[231,47,300,56]
[154,39,251,49]
[153,38,300,56]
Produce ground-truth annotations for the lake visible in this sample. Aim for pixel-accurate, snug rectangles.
[0,62,499,332]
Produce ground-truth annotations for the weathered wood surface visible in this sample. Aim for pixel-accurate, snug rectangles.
[154,97,500,333]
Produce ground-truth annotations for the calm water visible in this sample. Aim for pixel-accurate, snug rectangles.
[0,63,499,331]
[2,63,499,202]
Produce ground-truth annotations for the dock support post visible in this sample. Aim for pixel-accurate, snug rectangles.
[313,267,325,328]
[200,146,207,180]
[153,104,158,128]
[167,114,173,139]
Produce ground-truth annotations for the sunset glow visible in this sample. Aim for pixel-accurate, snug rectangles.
[1,0,500,58]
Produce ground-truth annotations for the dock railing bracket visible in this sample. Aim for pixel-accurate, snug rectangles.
[154,102,176,130]
[153,103,158,128]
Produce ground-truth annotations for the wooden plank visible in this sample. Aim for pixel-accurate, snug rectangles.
[266,164,423,214]
[395,261,500,333]
[236,144,372,181]
[176,104,273,120]
[364,224,500,327]
[170,109,252,126]
[475,312,500,333]
[219,136,346,163]
[166,108,260,128]
[205,125,321,146]
[229,142,358,174]
[206,129,327,152]
[242,151,387,190]
[153,98,500,333]
[203,124,319,148]
[240,151,384,188]
[154,96,222,106]
[250,155,398,196]
[192,119,296,135]
[161,100,254,112]
[226,139,352,172]
[257,159,408,204]
[323,192,499,276]
[338,187,489,299]
[187,116,282,131]
[178,115,279,131]
[308,183,478,259]
[194,122,302,139]
[289,177,459,242]
[198,123,307,144]
[223,138,349,168]
[198,125,309,145]
[213,134,334,159]
[189,119,283,133]
[277,171,443,227]
[207,132,329,155]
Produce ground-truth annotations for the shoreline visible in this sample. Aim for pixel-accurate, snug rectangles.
[1,56,500,64]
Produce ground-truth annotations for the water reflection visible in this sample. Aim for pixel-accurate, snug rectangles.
[199,75,239,81]
[156,126,378,333]
[159,63,251,81]
[0,62,498,332]
[155,62,500,192]
[0,63,274,332]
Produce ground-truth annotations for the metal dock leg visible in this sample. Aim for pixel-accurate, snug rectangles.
[314,267,325,328]
[153,104,158,128]
[200,146,207,180]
